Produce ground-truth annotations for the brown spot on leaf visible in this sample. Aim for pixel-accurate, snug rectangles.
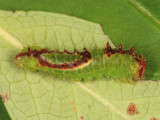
[150,117,158,120]
[75,108,77,112]
[61,102,77,112]
[127,103,137,115]
[80,116,84,120]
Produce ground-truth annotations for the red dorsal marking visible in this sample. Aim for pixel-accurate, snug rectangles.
[103,43,136,57]
[15,48,92,70]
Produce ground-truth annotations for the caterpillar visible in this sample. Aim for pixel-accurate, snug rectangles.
[15,43,146,82]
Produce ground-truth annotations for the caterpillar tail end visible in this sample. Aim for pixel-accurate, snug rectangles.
[135,54,146,80]
[104,43,146,81]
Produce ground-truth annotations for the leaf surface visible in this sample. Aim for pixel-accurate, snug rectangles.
[0,10,160,120]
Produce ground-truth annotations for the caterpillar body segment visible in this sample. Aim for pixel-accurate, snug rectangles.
[15,43,146,82]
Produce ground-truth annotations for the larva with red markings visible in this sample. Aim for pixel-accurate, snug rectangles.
[15,43,146,82]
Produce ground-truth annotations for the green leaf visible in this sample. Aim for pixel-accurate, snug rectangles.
[125,0,160,80]
[0,10,160,120]
[0,1,159,120]
[0,10,111,120]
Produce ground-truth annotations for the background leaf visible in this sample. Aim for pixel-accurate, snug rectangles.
[0,0,160,120]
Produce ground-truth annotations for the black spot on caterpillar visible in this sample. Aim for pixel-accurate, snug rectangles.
[15,43,146,82]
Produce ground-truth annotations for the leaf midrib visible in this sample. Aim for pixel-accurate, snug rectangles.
[0,27,25,50]
[127,0,160,29]
[76,82,133,120]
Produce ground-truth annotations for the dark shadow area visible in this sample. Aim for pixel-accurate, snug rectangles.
[0,99,11,120]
